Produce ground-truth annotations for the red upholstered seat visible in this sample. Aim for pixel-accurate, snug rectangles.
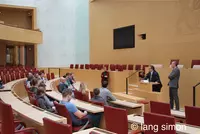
[150,101,171,116]
[90,64,95,70]
[104,64,109,70]
[0,101,39,134]
[97,64,103,70]
[128,64,134,70]
[110,64,116,71]
[122,64,127,70]
[89,101,104,107]
[46,73,50,80]
[85,64,90,69]
[80,64,84,69]
[185,106,200,127]
[43,118,72,134]
[51,73,55,79]
[54,102,91,132]
[191,60,200,68]
[74,90,89,102]
[135,65,141,71]
[75,64,79,69]
[104,106,128,134]
[70,64,74,69]
[117,65,123,71]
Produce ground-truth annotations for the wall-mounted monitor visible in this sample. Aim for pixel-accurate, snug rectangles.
[113,25,135,49]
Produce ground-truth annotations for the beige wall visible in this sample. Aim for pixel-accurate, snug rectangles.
[90,0,200,68]
[0,44,6,66]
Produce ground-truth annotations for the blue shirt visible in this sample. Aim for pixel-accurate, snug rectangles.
[60,100,78,113]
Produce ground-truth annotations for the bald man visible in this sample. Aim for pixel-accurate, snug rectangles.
[168,61,180,110]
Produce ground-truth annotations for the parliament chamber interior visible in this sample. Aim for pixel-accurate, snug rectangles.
[0,0,200,134]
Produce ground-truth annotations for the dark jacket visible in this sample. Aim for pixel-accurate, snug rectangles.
[36,95,54,112]
[91,95,107,105]
[101,71,109,81]
[144,71,162,92]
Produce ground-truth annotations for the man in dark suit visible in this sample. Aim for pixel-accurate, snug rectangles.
[168,61,180,110]
[101,67,109,85]
[144,65,162,92]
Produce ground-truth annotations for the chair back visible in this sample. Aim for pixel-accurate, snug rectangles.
[1,101,15,134]
[89,100,104,107]
[90,91,94,99]
[122,64,127,70]
[185,106,200,127]
[74,90,83,100]
[104,106,128,134]
[128,64,133,70]
[85,64,90,69]
[43,118,72,134]
[46,73,50,80]
[75,64,79,69]
[51,73,55,79]
[54,102,73,126]
[70,64,74,69]
[80,64,84,69]
[135,65,141,70]
[150,101,171,116]
[191,60,200,68]
[144,112,176,134]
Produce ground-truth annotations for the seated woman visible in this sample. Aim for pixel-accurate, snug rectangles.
[30,78,38,94]
[60,88,102,127]
[79,83,90,101]
[90,88,107,105]
[36,87,55,112]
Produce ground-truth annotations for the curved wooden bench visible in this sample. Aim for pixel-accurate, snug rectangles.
[0,79,66,134]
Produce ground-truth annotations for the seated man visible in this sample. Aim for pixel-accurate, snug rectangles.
[30,78,38,94]
[91,88,107,105]
[61,88,101,127]
[144,65,162,92]
[36,87,55,112]
[58,78,68,93]
[99,81,116,104]
[26,73,34,88]
[39,72,47,83]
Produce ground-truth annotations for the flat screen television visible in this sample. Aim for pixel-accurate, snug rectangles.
[113,25,135,49]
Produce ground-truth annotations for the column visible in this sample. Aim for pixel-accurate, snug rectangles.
[20,46,25,66]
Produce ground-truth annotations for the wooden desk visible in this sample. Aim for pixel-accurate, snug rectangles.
[73,127,116,134]
[113,92,145,102]
[46,91,104,114]
[171,110,185,119]
[60,69,129,93]
[110,99,144,115]
[0,92,66,134]
[45,78,60,91]
[0,78,26,91]
[127,114,200,134]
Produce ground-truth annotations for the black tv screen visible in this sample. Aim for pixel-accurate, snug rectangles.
[113,25,135,49]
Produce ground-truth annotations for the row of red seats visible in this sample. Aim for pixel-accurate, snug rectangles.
[70,64,149,71]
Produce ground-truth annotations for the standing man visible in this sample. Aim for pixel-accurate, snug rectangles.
[101,67,109,85]
[168,61,180,110]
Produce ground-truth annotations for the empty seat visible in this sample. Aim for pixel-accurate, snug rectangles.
[85,64,90,69]
[75,64,79,69]
[80,64,84,69]
[128,64,134,70]
[122,64,127,70]
[46,73,51,80]
[191,60,200,68]
[110,64,116,71]
[117,65,123,71]
[185,106,200,127]
[51,73,55,79]
[135,65,141,71]
[70,64,74,69]
[43,118,72,134]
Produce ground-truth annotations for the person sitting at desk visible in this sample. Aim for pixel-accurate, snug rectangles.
[36,87,55,112]
[91,88,107,105]
[61,88,102,127]
[0,77,4,89]
[58,78,68,93]
[30,78,38,94]
[79,82,90,101]
[99,81,116,104]
[69,72,76,84]
[144,65,162,92]
[64,73,73,89]
[26,73,34,88]
[39,72,47,83]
